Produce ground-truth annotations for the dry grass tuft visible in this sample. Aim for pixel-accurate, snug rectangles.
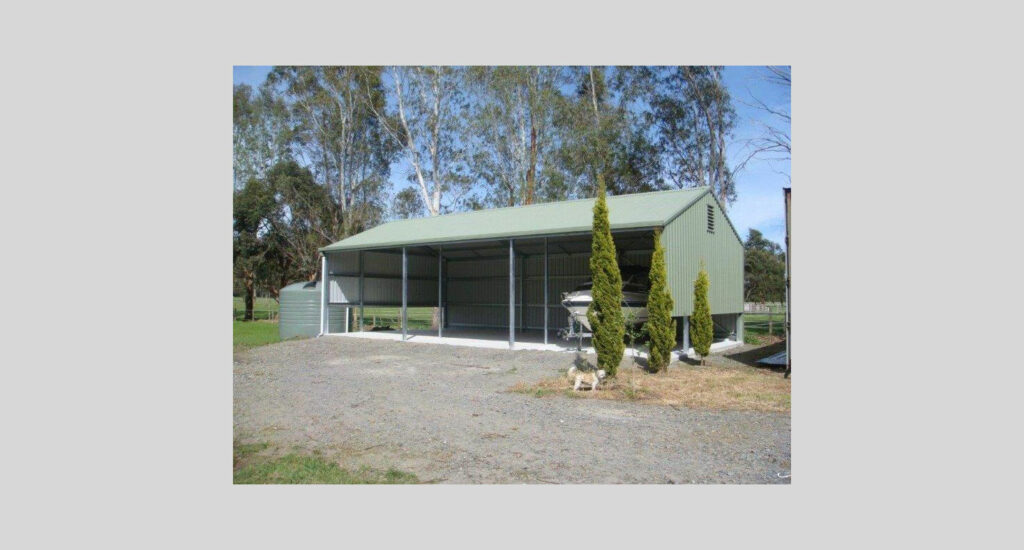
[509,362,790,413]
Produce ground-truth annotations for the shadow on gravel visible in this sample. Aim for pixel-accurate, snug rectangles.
[723,341,788,373]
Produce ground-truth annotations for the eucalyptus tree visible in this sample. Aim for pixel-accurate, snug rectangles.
[682,66,736,207]
[553,66,615,197]
[267,66,396,239]
[233,83,292,190]
[368,66,474,216]
[391,187,425,219]
[553,66,663,199]
[466,66,563,207]
[638,66,736,208]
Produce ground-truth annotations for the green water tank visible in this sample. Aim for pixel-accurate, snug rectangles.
[279,281,324,340]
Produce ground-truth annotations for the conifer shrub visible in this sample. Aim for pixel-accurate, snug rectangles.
[587,177,625,376]
[646,230,676,372]
[690,264,713,365]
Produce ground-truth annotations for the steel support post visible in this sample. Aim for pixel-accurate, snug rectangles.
[543,237,549,345]
[320,254,328,335]
[402,247,408,341]
[437,247,443,338]
[358,251,364,332]
[683,316,690,354]
[509,239,515,349]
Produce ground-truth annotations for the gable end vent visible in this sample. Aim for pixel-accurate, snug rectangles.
[706,204,715,234]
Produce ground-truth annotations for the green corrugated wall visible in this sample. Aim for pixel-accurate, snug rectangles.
[662,191,744,316]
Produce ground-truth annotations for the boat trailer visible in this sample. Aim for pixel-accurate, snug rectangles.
[557,314,591,351]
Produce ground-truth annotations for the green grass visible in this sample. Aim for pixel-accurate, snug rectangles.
[233,320,281,349]
[744,312,787,338]
[233,294,436,328]
[356,306,435,330]
[233,442,270,467]
[234,454,420,484]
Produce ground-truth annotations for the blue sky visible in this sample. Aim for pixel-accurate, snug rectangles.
[234,66,790,245]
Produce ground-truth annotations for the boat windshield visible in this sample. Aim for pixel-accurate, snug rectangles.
[623,282,648,292]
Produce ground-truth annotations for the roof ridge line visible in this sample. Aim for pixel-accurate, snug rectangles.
[375,186,707,227]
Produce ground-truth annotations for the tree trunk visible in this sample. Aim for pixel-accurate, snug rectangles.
[525,123,537,205]
[717,124,728,209]
[244,277,255,321]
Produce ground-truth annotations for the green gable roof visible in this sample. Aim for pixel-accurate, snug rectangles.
[321,187,711,252]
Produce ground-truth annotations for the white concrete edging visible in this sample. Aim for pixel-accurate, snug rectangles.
[331,330,742,359]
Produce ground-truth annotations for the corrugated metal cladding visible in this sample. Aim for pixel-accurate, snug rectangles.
[662,192,744,316]
[322,241,652,332]
[279,282,346,338]
[327,250,438,306]
[443,248,650,331]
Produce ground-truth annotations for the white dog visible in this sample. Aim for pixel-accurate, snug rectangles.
[567,366,607,391]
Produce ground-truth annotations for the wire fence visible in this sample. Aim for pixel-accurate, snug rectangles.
[233,296,279,321]
[744,302,784,314]
[352,307,435,331]
[231,296,438,330]
[743,303,788,338]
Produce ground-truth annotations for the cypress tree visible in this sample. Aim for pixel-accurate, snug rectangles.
[690,263,713,365]
[587,176,625,376]
[646,230,676,372]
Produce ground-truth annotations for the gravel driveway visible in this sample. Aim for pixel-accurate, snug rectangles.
[234,336,791,484]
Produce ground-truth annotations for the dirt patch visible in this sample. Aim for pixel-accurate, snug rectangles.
[512,343,790,412]
[511,361,789,412]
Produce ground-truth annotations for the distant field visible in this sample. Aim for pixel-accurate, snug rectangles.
[355,306,434,330]
[233,296,279,321]
[743,312,787,340]
[233,295,436,329]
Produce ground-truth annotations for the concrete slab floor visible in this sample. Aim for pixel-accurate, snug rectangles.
[328,327,741,360]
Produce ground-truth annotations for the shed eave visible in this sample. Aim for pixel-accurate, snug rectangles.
[319,223,662,253]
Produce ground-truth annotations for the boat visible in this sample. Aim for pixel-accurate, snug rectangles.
[560,273,649,332]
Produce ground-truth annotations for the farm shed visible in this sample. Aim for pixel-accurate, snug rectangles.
[317,187,744,351]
